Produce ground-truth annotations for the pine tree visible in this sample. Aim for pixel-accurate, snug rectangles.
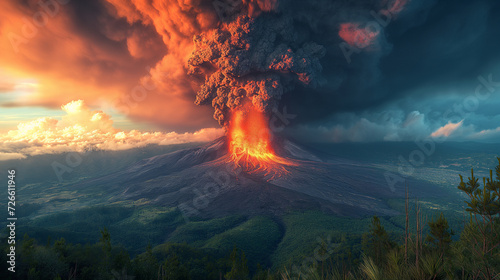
[132,243,159,280]
[425,213,453,257]
[457,157,500,280]
[100,227,112,256]
[162,253,189,280]
[362,216,395,267]
[100,226,112,273]
[225,246,249,280]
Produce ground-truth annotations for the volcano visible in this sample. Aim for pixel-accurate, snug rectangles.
[74,137,447,220]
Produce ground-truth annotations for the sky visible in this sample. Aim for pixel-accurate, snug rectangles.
[0,0,499,159]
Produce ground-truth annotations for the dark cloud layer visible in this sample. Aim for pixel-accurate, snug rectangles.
[278,0,500,142]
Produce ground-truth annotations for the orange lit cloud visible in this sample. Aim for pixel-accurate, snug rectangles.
[0,152,26,161]
[0,0,218,131]
[339,23,379,49]
[100,0,285,129]
[0,100,224,160]
[338,0,408,49]
[431,120,464,138]
[103,0,232,130]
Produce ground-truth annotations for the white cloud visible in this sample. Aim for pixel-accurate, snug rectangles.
[469,126,500,141]
[290,110,431,143]
[289,109,500,143]
[0,100,224,160]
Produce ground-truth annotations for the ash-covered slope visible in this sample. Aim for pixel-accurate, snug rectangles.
[75,138,446,218]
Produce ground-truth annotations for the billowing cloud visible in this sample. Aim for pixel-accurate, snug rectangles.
[0,100,223,160]
[1,0,499,144]
[0,0,416,133]
[188,11,325,126]
[431,120,464,138]
[0,0,215,131]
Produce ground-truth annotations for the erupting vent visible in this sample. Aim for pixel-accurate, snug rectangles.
[228,103,297,178]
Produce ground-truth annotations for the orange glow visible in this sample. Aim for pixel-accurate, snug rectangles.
[228,103,296,178]
[339,23,379,49]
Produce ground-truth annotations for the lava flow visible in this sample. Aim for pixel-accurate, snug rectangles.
[228,104,297,178]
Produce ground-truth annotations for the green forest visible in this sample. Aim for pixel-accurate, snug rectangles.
[1,157,499,280]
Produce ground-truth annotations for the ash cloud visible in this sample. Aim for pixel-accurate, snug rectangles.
[187,10,326,126]
[185,0,414,127]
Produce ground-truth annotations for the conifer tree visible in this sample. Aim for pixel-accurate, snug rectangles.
[225,246,250,280]
[362,216,395,267]
[457,157,500,279]
[426,213,453,257]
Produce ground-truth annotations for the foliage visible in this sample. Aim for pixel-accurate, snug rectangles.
[225,247,250,280]
[359,256,382,280]
[362,216,396,267]
[425,213,454,255]
[280,156,500,280]
[456,157,500,279]
[203,216,282,268]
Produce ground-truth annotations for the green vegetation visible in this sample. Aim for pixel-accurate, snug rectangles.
[203,216,282,268]
[1,157,499,279]
[279,157,500,279]
[271,210,401,270]
[361,216,396,267]
[17,206,186,255]
[168,215,247,246]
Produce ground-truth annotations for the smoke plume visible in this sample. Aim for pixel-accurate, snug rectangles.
[44,0,411,131]
[187,2,326,126]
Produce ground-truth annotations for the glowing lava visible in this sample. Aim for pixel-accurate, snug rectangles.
[228,104,296,178]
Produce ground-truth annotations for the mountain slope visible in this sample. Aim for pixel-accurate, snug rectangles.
[72,137,448,218]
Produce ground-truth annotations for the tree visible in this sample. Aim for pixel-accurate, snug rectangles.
[100,227,112,256]
[161,253,189,280]
[457,157,500,280]
[225,246,249,280]
[100,226,112,275]
[20,233,36,274]
[425,213,454,256]
[53,238,67,259]
[132,244,159,280]
[362,216,395,267]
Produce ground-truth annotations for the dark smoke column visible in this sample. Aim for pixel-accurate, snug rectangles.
[187,1,326,127]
